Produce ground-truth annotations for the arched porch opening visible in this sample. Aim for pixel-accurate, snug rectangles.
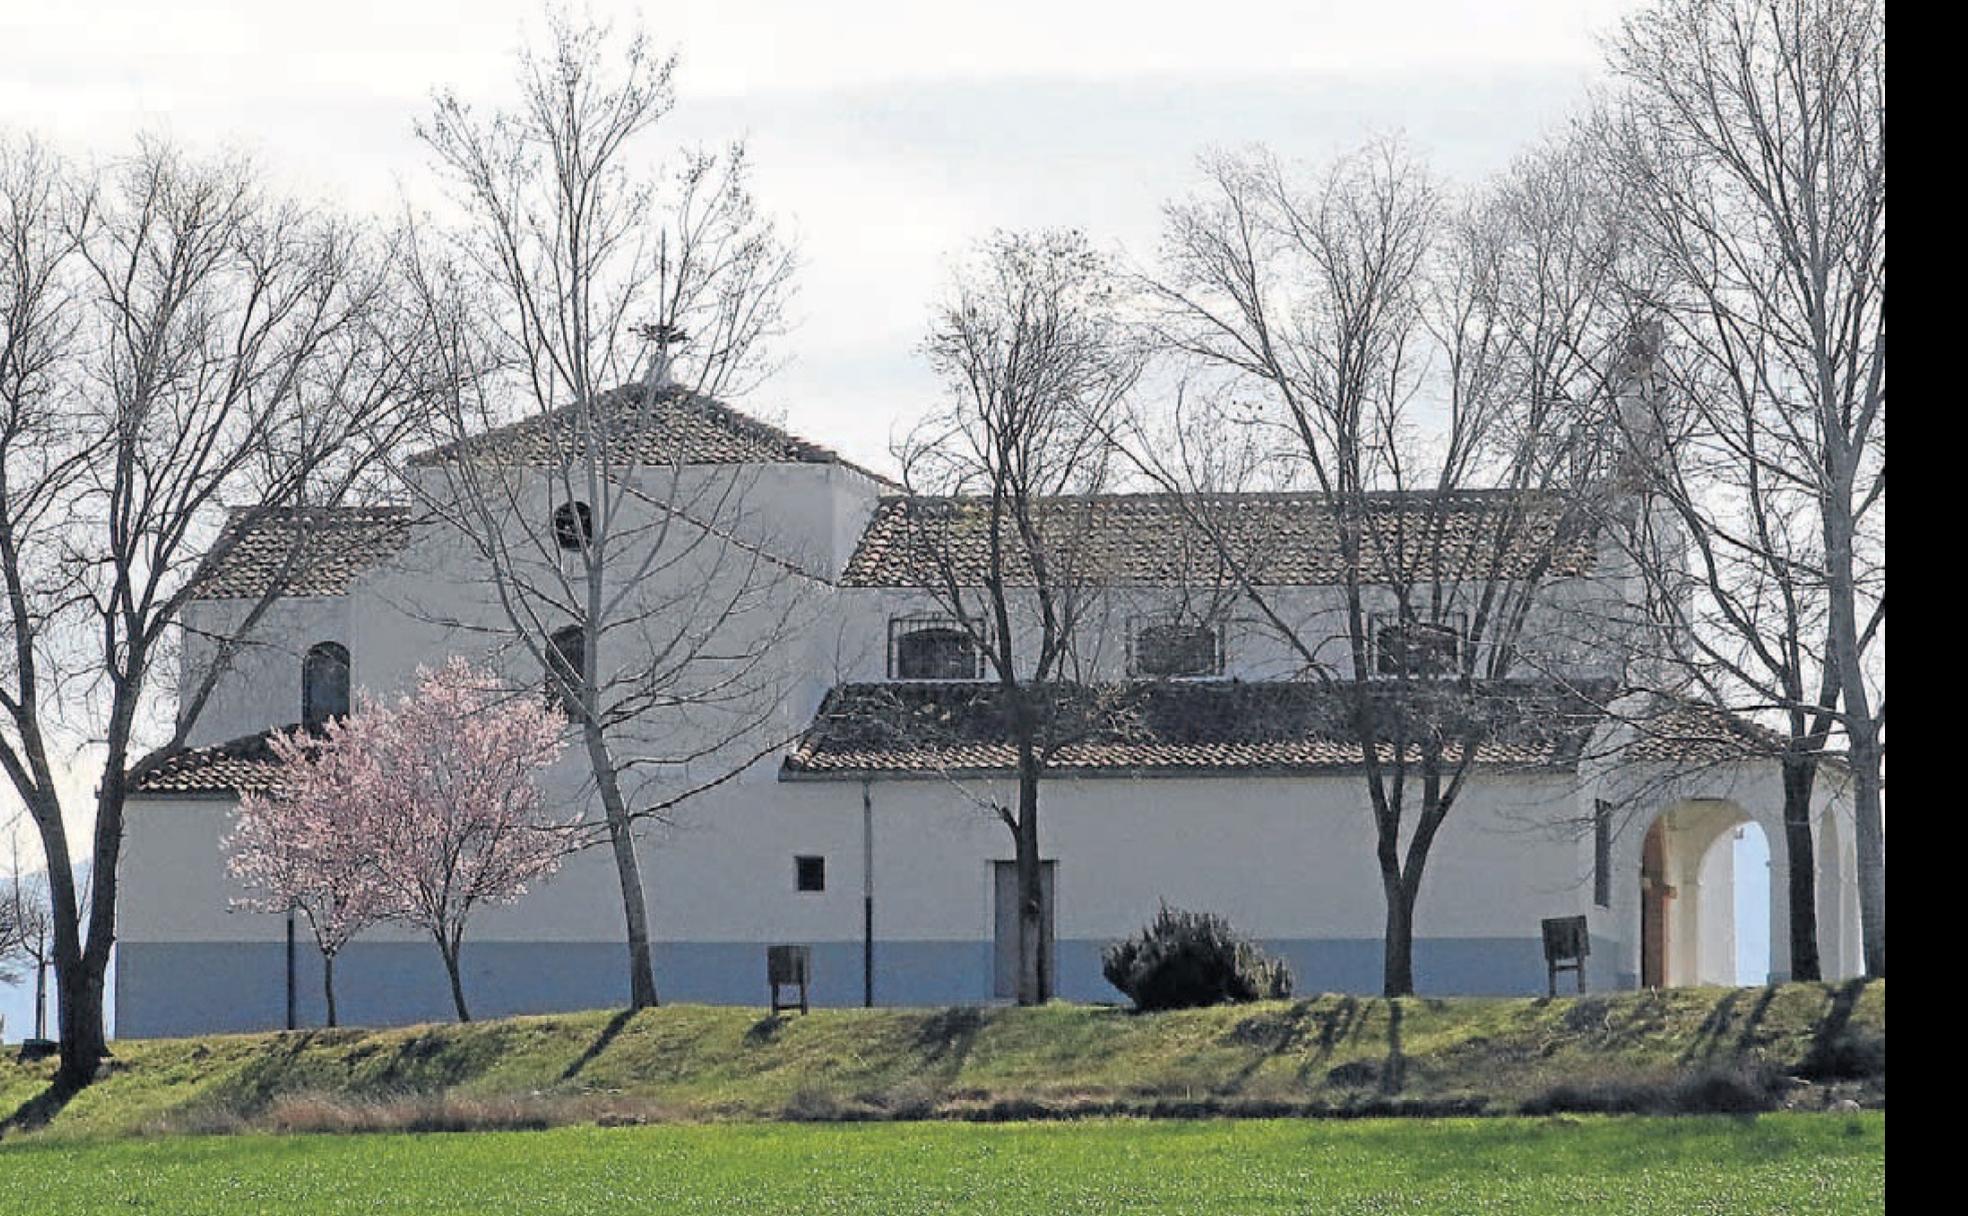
[1638,799,1772,988]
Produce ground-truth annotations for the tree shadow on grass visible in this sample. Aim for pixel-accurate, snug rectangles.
[1,1074,84,1137]
[744,1014,789,1046]
[1216,996,1368,1096]
[1310,999,1413,1097]
[1678,989,1742,1065]
[1677,985,1779,1067]
[1799,979,1880,1080]
[1286,997,1370,1088]
[913,1006,986,1072]
[1380,999,1408,1095]
[560,1009,638,1083]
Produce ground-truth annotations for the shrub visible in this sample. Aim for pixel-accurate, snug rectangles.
[1799,1027,1886,1080]
[1102,904,1294,1011]
[1519,1064,1783,1116]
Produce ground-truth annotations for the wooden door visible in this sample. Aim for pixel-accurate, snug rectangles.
[993,861,1055,999]
[1640,818,1671,988]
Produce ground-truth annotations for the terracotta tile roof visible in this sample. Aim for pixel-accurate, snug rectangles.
[133,690,1797,797]
[193,507,414,600]
[407,384,896,486]
[782,680,1619,779]
[840,490,1596,588]
[1621,700,1792,766]
[130,728,292,795]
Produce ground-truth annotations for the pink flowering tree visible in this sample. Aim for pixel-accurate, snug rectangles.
[228,723,390,1028]
[358,659,571,1021]
[226,659,571,1024]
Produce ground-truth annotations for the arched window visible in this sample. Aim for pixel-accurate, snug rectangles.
[888,618,983,681]
[552,501,593,551]
[1130,620,1222,678]
[301,642,350,728]
[547,625,586,711]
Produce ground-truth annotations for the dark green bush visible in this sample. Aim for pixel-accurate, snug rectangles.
[1102,904,1294,1011]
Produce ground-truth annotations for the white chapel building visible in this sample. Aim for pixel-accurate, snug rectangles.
[115,390,1868,1036]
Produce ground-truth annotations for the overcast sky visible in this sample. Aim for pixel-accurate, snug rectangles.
[5,0,1639,473]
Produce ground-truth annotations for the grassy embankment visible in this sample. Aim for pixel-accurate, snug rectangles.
[0,980,1881,1139]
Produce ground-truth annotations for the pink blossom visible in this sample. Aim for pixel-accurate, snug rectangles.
[227,657,571,1023]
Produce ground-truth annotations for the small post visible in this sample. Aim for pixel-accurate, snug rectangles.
[862,779,874,1008]
[285,907,297,1031]
[33,953,47,1040]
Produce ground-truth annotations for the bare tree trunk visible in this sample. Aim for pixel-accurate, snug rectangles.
[1373,774,1416,999]
[1846,722,1886,979]
[1826,490,1885,979]
[1780,756,1821,983]
[1380,877,1416,999]
[322,952,339,1029]
[54,707,137,1086]
[438,936,471,1022]
[55,949,107,1087]
[1014,743,1046,1006]
[1375,768,1460,999]
[587,728,660,1009]
[31,788,103,1089]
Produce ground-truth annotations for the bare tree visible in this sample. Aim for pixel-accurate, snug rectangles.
[1131,138,1626,996]
[0,857,22,989]
[2,821,69,1044]
[1598,0,1885,977]
[0,134,420,1088]
[891,229,1142,1005]
[1590,317,1845,981]
[401,11,804,1010]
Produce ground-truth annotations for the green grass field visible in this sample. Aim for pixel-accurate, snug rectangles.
[1,982,1884,1138]
[0,1113,1885,1215]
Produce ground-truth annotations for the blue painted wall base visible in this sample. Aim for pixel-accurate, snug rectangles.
[116,934,1628,1038]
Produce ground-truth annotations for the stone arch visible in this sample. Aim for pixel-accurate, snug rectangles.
[1637,799,1771,988]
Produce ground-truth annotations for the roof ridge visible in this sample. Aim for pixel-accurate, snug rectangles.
[844,489,1598,587]
[405,383,898,486]
[871,488,1569,507]
[221,502,412,517]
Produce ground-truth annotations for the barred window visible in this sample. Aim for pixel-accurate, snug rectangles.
[889,618,984,681]
[1130,620,1223,678]
[1373,614,1465,677]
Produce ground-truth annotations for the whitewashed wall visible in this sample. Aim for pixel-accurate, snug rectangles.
[122,462,1866,1037]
